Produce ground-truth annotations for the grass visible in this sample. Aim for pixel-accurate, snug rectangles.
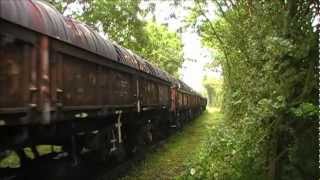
[122,107,222,180]
[0,145,62,168]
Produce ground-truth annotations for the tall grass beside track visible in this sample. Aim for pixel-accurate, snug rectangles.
[122,107,222,180]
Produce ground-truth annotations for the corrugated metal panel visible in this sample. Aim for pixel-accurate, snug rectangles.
[0,0,117,61]
[113,44,140,69]
[0,0,176,82]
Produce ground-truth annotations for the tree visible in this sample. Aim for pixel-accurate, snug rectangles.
[79,0,148,54]
[45,0,184,77]
[46,0,80,14]
[184,0,319,179]
[141,22,183,77]
[203,74,222,107]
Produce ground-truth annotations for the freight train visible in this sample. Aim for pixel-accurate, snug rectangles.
[0,0,206,170]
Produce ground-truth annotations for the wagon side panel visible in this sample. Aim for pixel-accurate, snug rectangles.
[0,34,32,110]
[140,79,159,106]
[177,91,183,109]
[109,69,134,106]
[60,54,99,107]
[158,84,169,106]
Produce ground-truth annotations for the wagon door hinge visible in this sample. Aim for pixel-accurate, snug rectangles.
[136,79,141,113]
[115,110,123,143]
[137,99,141,113]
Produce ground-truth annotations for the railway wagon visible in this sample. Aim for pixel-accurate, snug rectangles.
[0,0,206,170]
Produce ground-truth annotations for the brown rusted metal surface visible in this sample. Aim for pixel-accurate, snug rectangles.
[59,52,135,107]
[61,54,99,106]
[39,37,50,115]
[0,34,26,108]
[177,91,183,108]
[30,44,38,109]
[158,84,169,105]
[140,79,159,106]
[170,87,177,112]
[183,94,188,106]
[109,70,134,105]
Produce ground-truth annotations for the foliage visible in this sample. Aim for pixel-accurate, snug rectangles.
[46,0,71,13]
[45,0,184,76]
[141,22,183,77]
[182,117,266,179]
[183,0,319,179]
[203,74,222,107]
[79,0,148,54]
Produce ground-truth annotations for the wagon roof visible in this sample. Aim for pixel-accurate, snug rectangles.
[0,0,175,82]
[178,80,194,93]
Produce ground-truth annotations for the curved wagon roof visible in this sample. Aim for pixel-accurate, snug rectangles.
[0,0,174,82]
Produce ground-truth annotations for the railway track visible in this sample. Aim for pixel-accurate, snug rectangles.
[97,140,168,180]
[0,137,169,180]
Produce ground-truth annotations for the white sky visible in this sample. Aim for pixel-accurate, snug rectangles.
[181,31,212,93]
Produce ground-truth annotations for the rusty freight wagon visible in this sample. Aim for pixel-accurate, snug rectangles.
[0,0,206,175]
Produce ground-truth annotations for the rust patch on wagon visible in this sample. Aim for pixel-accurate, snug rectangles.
[0,35,24,108]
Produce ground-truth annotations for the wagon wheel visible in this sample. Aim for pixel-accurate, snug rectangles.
[88,129,109,164]
[133,121,153,156]
[91,127,126,164]
[175,112,183,129]
[145,120,153,144]
[146,129,153,143]
[109,128,126,163]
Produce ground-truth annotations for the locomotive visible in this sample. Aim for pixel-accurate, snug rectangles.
[0,0,206,170]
